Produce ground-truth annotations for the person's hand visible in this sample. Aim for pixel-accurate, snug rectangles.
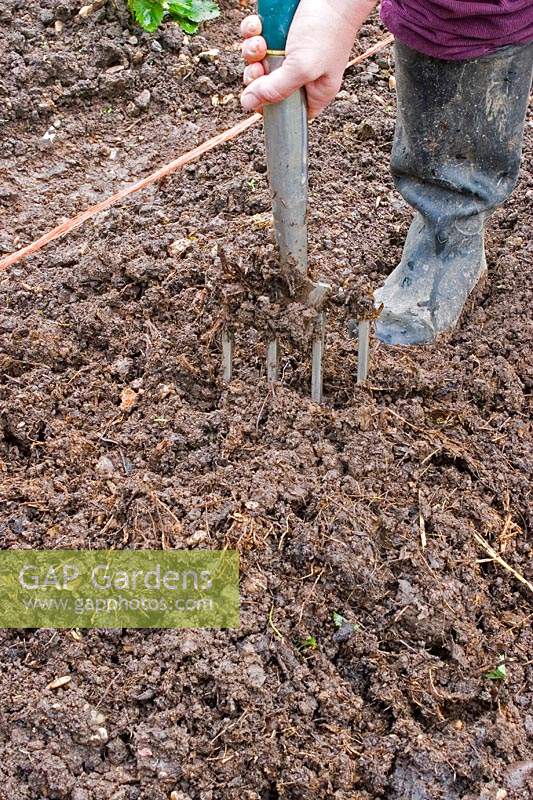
[240,0,377,118]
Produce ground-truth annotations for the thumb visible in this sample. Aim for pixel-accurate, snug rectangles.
[241,62,305,111]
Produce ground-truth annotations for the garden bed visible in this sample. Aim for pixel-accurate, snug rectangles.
[0,2,532,798]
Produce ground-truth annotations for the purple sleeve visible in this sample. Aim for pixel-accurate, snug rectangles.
[380,0,533,59]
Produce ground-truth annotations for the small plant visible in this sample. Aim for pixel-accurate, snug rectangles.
[298,635,318,652]
[128,0,220,34]
[484,655,507,681]
[332,611,347,628]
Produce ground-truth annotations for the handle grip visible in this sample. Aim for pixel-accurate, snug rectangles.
[257,0,300,51]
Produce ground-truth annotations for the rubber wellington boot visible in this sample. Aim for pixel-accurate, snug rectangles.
[374,40,533,346]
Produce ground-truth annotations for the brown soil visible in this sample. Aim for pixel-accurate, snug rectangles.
[1,2,532,799]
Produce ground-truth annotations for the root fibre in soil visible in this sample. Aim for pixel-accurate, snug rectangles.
[0,2,532,799]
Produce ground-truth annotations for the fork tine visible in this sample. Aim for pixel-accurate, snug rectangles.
[222,329,234,383]
[311,312,325,403]
[267,337,280,383]
[357,320,370,385]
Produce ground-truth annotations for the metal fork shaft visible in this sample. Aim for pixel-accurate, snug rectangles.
[264,55,324,400]
[263,56,308,273]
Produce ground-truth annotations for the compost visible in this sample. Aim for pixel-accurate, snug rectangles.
[0,2,532,799]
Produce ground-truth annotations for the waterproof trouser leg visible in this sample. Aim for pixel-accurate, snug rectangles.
[374,40,533,346]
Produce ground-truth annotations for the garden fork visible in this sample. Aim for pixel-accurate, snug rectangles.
[222,0,370,399]
[223,0,329,402]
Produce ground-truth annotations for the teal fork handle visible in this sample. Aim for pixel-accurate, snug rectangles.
[258,0,300,51]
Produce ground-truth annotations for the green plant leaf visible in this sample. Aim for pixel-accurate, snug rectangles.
[167,0,192,16]
[298,635,318,651]
[128,0,165,32]
[333,611,347,628]
[168,1,219,24]
[128,0,219,33]
[169,13,199,34]
[188,0,220,23]
[484,655,507,681]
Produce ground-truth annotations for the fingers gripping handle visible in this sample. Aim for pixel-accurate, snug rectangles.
[258,0,300,52]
